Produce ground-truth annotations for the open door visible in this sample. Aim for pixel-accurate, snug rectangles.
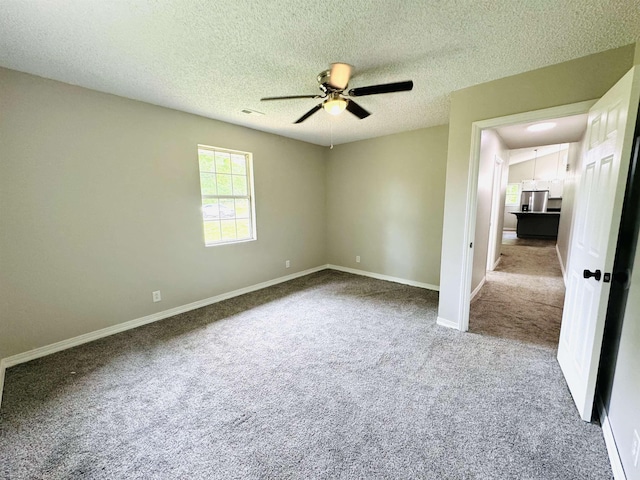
[558,67,640,421]
[487,156,504,271]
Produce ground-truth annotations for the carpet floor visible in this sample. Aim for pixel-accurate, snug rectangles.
[470,235,565,347]
[1,269,612,479]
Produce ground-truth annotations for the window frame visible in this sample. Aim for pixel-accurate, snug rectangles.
[197,144,257,246]
[505,182,520,206]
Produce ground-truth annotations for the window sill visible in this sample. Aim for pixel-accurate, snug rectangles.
[205,237,257,247]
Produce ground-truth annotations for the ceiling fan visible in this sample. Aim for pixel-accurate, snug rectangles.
[260,63,414,124]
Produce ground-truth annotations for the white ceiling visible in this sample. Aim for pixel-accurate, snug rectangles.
[508,144,568,166]
[496,113,589,150]
[1,1,638,146]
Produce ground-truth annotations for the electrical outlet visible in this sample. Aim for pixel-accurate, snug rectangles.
[152,290,161,303]
[632,429,640,468]
[285,260,290,268]
[356,256,361,263]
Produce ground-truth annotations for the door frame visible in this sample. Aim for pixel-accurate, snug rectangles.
[486,155,505,272]
[458,99,596,332]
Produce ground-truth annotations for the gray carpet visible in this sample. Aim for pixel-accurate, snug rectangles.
[470,236,565,347]
[1,270,612,479]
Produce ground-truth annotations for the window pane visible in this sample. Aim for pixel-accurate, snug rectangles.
[231,154,246,175]
[219,198,235,218]
[202,199,220,220]
[198,150,215,173]
[220,220,236,240]
[216,174,233,195]
[235,198,250,218]
[215,152,232,173]
[505,183,520,205]
[236,219,251,239]
[200,173,217,195]
[204,221,221,244]
[232,175,247,195]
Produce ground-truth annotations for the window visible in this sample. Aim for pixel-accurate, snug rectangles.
[505,183,520,206]
[197,145,256,246]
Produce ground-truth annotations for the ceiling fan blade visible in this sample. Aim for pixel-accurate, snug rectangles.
[346,100,371,120]
[261,94,320,101]
[294,104,323,124]
[348,80,413,97]
[329,63,353,90]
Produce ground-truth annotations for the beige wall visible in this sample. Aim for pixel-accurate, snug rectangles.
[0,67,327,360]
[438,44,636,325]
[556,141,584,274]
[471,130,507,293]
[326,126,448,287]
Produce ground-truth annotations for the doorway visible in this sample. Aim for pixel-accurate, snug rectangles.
[467,114,589,346]
[457,101,596,334]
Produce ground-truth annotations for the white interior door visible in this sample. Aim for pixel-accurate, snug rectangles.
[558,67,640,421]
[487,156,504,271]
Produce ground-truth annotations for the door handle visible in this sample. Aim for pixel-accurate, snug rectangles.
[583,269,602,281]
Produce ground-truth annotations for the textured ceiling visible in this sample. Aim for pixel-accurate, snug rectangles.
[1,1,639,146]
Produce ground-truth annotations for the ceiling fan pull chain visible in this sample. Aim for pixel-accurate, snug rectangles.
[330,120,334,149]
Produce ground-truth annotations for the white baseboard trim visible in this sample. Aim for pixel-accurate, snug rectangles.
[0,359,6,408]
[326,265,439,291]
[597,396,627,480]
[1,265,329,375]
[437,316,460,330]
[470,277,486,301]
[493,255,502,270]
[556,244,567,286]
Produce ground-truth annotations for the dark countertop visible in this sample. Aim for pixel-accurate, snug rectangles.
[511,211,561,215]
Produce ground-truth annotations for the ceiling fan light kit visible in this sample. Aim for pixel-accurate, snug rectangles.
[323,94,347,115]
[260,62,414,123]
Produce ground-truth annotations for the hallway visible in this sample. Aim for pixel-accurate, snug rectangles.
[469,232,565,348]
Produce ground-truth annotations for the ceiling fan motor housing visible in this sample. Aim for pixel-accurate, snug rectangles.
[318,70,344,93]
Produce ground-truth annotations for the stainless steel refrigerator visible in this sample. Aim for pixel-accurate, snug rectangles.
[520,190,549,212]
